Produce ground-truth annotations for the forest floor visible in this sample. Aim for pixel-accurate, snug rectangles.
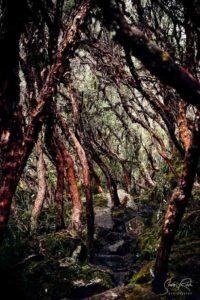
[0,190,199,300]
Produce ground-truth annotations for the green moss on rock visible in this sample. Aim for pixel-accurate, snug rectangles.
[86,283,159,300]
[35,230,86,260]
[124,284,159,300]
[130,261,154,284]
[16,257,113,300]
[112,207,126,218]
[93,194,108,207]
[136,225,160,261]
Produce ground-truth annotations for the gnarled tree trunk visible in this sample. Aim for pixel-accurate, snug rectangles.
[45,126,65,231]
[91,151,120,207]
[122,162,131,193]
[30,139,47,233]
[153,116,200,293]
[54,155,65,231]
[68,129,94,258]
[178,99,191,152]
[0,0,93,242]
[89,160,104,193]
[54,128,83,230]
[56,98,94,258]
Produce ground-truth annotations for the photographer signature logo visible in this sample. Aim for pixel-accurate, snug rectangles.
[163,278,193,295]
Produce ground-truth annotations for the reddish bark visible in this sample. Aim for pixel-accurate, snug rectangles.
[57,116,95,257]
[153,116,200,293]
[122,163,131,193]
[98,0,200,108]
[57,87,95,256]
[54,160,65,231]
[0,0,93,241]
[0,133,39,241]
[45,126,65,231]
[54,128,83,230]
[30,139,47,233]
[178,100,191,152]
[68,129,94,257]
[89,160,104,193]
[91,151,120,207]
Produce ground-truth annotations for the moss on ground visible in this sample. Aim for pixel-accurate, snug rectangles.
[86,283,159,300]
[0,229,113,300]
[18,259,113,300]
[130,261,155,284]
[124,284,159,300]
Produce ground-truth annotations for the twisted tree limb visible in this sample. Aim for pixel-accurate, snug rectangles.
[98,0,200,108]
[0,0,93,240]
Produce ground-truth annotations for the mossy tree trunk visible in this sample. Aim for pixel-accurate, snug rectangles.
[153,116,200,293]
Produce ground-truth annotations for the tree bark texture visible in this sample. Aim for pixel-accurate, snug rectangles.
[30,139,47,233]
[91,151,120,207]
[178,100,191,152]
[122,163,131,192]
[45,126,65,231]
[56,99,95,257]
[68,129,94,257]
[89,160,104,193]
[98,0,200,108]
[0,0,93,241]
[54,128,83,230]
[153,116,200,293]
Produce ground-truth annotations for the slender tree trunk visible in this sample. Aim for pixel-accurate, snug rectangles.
[54,129,83,230]
[65,152,83,230]
[153,117,200,293]
[89,160,104,193]
[122,163,131,192]
[56,109,95,258]
[178,99,191,152]
[54,153,65,231]
[67,84,95,254]
[91,152,120,207]
[143,168,156,188]
[30,139,46,233]
[69,129,94,258]
[45,127,65,231]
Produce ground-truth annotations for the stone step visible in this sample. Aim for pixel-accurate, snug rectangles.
[112,270,132,286]
[104,231,137,243]
[94,231,138,256]
[93,254,135,271]
[96,241,136,256]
